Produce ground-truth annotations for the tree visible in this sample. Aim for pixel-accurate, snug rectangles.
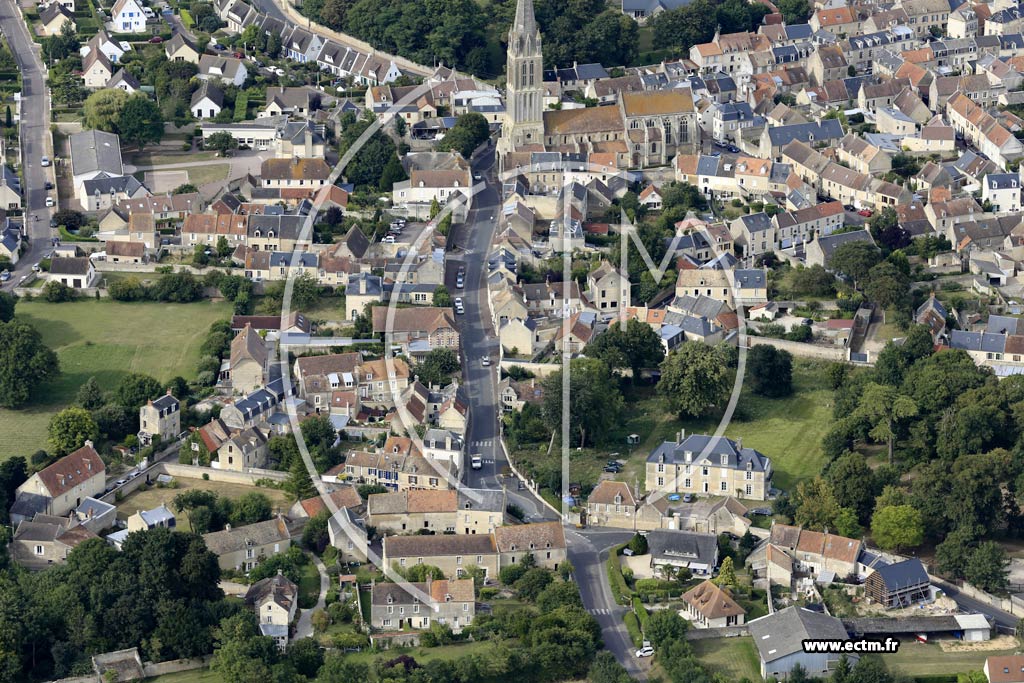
[542,358,624,447]
[871,505,924,551]
[514,568,554,601]
[627,533,648,555]
[288,637,324,677]
[83,88,130,132]
[205,131,239,154]
[586,319,665,380]
[829,241,882,288]
[777,0,811,23]
[290,273,321,310]
[588,651,633,683]
[0,291,14,323]
[432,285,452,307]
[863,261,910,310]
[429,197,441,220]
[0,320,59,408]
[437,112,490,158]
[416,348,460,387]
[964,541,1010,592]
[833,507,863,538]
[644,609,688,647]
[826,452,877,523]
[793,477,841,530]
[935,527,977,578]
[118,95,164,149]
[211,612,278,683]
[379,153,407,191]
[115,373,164,411]
[216,235,232,258]
[286,459,316,501]
[52,209,83,231]
[43,281,76,302]
[713,556,737,588]
[855,382,918,465]
[747,345,793,397]
[658,342,729,417]
[868,207,909,253]
[48,407,98,456]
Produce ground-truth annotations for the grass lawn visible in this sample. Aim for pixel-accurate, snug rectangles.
[115,477,292,529]
[359,588,372,623]
[127,150,220,166]
[343,640,499,668]
[147,668,223,683]
[881,641,1020,676]
[691,636,761,681]
[0,300,231,458]
[188,163,230,187]
[515,359,835,497]
[298,559,321,609]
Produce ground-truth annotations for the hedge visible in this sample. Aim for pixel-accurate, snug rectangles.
[632,596,649,632]
[623,612,643,648]
[233,92,249,122]
[59,226,99,242]
[635,579,680,592]
[606,544,631,605]
[180,8,194,28]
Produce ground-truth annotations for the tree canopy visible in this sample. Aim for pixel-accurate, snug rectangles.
[0,320,59,408]
[657,342,729,417]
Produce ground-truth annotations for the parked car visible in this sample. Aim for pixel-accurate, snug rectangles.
[45,196,54,207]
[273,67,285,76]
[843,204,855,211]
[44,181,53,190]
[603,464,622,473]
[727,144,740,153]
[381,235,395,243]
[857,209,873,217]
[31,263,40,272]
[481,356,490,367]
[232,51,244,58]
[0,271,9,282]
[682,493,693,503]
[802,318,813,326]
[148,36,163,43]
[635,646,654,658]
[40,156,50,167]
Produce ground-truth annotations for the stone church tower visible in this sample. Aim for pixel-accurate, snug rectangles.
[497,0,545,173]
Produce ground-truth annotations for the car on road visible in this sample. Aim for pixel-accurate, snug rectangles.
[44,181,53,190]
[50,218,56,228]
[45,196,54,207]
[481,356,490,367]
[473,173,482,180]
[31,264,40,272]
[40,156,50,167]
[471,455,483,470]
[213,43,226,50]
[682,493,693,503]
[635,646,654,658]
[712,140,728,149]
[454,296,463,308]
[727,144,740,153]
[456,275,464,288]
[0,271,9,282]
[708,151,721,157]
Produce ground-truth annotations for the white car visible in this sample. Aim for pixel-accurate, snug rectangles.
[481,356,490,367]
[635,646,654,658]
[40,156,50,167]
[471,455,482,470]
[382,235,395,243]
[454,297,463,308]
[45,196,54,207]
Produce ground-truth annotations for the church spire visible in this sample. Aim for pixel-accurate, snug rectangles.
[513,0,537,37]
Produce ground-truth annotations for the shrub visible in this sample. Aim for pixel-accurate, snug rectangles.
[607,544,631,605]
[623,612,643,647]
[632,596,649,631]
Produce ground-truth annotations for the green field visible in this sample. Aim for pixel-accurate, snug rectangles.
[148,668,223,683]
[881,641,1019,676]
[691,636,762,681]
[0,299,231,458]
[298,559,322,609]
[516,359,835,496]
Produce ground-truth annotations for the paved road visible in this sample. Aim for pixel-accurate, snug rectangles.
[294,553,330,640]
[568,527,648,680]
[0,0,55,289]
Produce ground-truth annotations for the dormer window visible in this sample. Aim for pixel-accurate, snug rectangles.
[720,454,727,466]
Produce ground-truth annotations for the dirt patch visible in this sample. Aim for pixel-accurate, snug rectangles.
[939,634,1019,653]
[145,169,190,193]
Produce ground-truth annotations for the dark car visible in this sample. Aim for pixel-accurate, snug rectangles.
[843,204,855,211]
[802,318,813,326]
[44,181,53,190]
[148,36,163,43]
[603,464,622,473]
[727,145,740,153]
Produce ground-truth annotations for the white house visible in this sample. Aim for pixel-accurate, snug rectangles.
[982,172,1022,213]
[198,55,248,87]
[190,82,224,120]
[111,0,147,33]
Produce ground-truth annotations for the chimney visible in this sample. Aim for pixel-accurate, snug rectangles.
[85,439,94,449]
[359,276,367,294]
[225,523,232,532]
[304,127,313,158]
[445,433,452,450]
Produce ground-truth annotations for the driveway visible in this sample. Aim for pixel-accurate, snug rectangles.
[293,553,330,640]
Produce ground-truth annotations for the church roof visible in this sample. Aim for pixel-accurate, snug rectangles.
[543,106,623,136]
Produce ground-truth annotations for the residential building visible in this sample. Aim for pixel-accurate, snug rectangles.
[164,33,200,63]
[11,515,96,569]
[983,173,1022,213]
[12,443,106,522]
[984,655,1024,683]
[230,323,268,394]
[586,480,638,529]
[245,573,297,649]
[198,55,248,87]
[805,230,876,269]
[383,534,500,579]
[191,81,224,120]
[494,521,566,570]
[646,432,772,500]
[138,391,180,446]
[126,504,176,533]
[587,261,630,312]
[47,257,98,289]
[370,578,475,633]
[203,517,291,572]
[647,529,719,576]
[370,307,460,350]
[111,0,146,33]
[683,579,746,628]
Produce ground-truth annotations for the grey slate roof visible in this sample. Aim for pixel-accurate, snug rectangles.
[870,558,929,591]
[739,212,773,233]
[766,119,844,147]
[735,268,766,288]
[748,607,849,664]
[70,130,123,178]
[82,173,145,198]
[647,433,771,472]
[987,315,1020,335]
[647,529,718,565]
[985,173,1020,190]
[191,80,225,108]
[816,229,875,260]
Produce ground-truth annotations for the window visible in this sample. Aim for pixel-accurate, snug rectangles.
[721,481,728,492]
[684,478,691,488]
[400,558,406,567]
[657,477,664,487]
[746,484,752,495]
[34,545,43,556]
[457,556,463,565]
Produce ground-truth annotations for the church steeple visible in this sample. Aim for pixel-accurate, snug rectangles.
[498,0,545,171]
